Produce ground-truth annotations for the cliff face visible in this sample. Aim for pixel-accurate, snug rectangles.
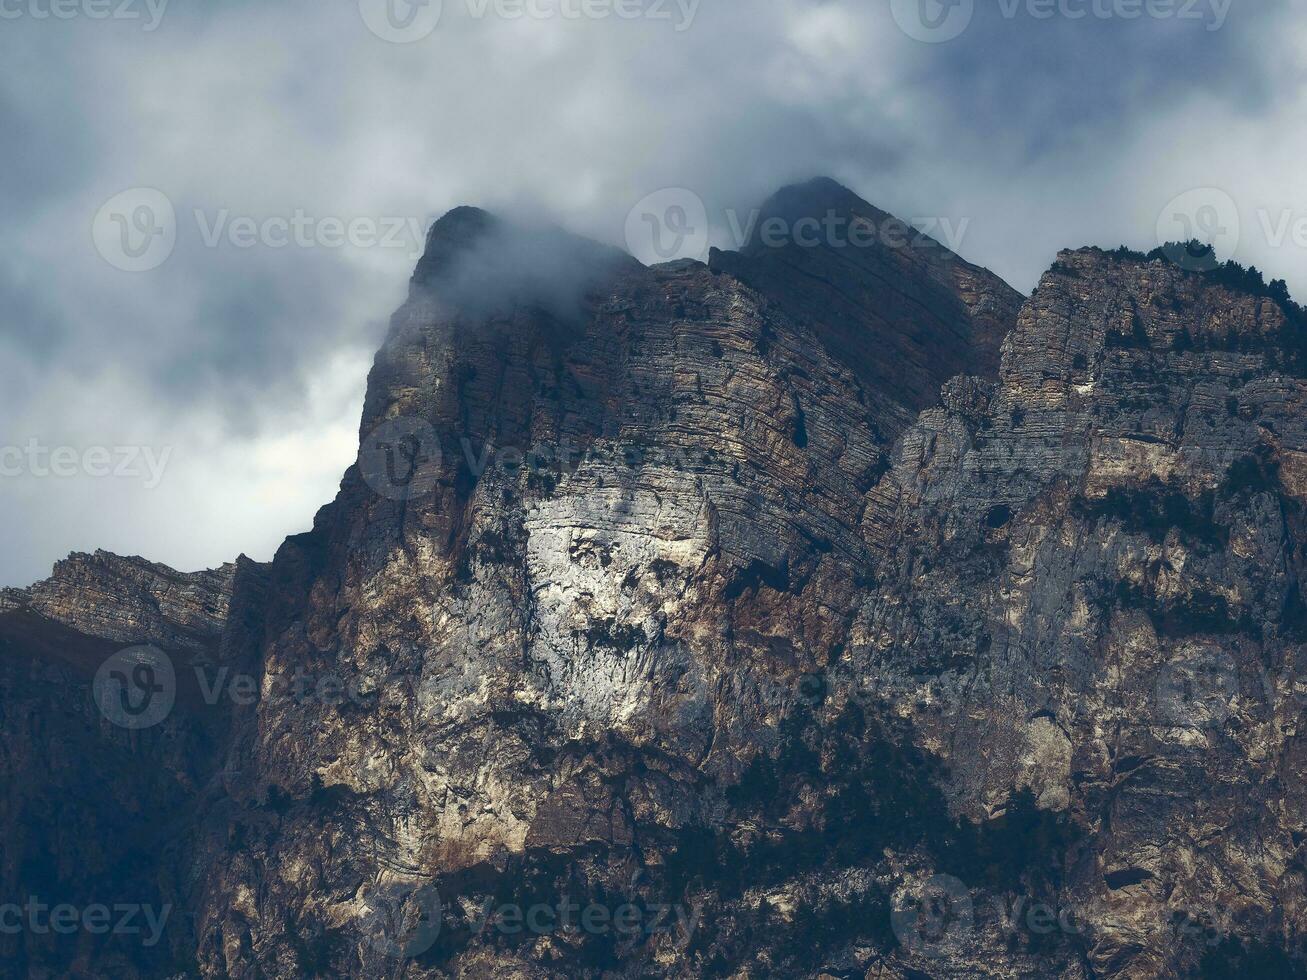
[853,248,1307,978]
[4,181,1307,978]
[187,180,1022,977]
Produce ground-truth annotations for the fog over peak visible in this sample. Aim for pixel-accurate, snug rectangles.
[0,0,1301,585]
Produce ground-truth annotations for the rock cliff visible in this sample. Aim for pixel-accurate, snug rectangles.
[4,181,1306,978]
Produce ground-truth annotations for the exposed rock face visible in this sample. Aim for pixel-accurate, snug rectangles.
[187,181,1022,978]
[853,248,1307,978]
[1,551,237,660]
[4,181,1307,978]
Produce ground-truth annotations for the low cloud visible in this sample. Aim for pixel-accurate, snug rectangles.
[0,0,1300,584]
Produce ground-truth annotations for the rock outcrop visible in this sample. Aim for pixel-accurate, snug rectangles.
[852,246,1307,978]
[4,181,1307,978]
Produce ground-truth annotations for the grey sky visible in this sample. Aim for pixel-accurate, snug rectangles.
[0,0,1301,586]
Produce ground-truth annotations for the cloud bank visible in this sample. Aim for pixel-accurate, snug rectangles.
[0,0,1300,584]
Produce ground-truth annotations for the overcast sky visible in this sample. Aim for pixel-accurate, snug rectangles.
[0,0,1302,586]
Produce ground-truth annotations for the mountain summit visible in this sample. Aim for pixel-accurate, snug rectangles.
[711,177,1019,421]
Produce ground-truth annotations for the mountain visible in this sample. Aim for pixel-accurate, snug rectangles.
[3,180,1306,978]
[708,176,1018,422]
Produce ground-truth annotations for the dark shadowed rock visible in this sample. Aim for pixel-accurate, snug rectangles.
[710,177,1022,434]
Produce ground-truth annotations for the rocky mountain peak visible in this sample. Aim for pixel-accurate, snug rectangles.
[735,175,897,252]
[710,177,1022,426]
[410,204,498,285]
